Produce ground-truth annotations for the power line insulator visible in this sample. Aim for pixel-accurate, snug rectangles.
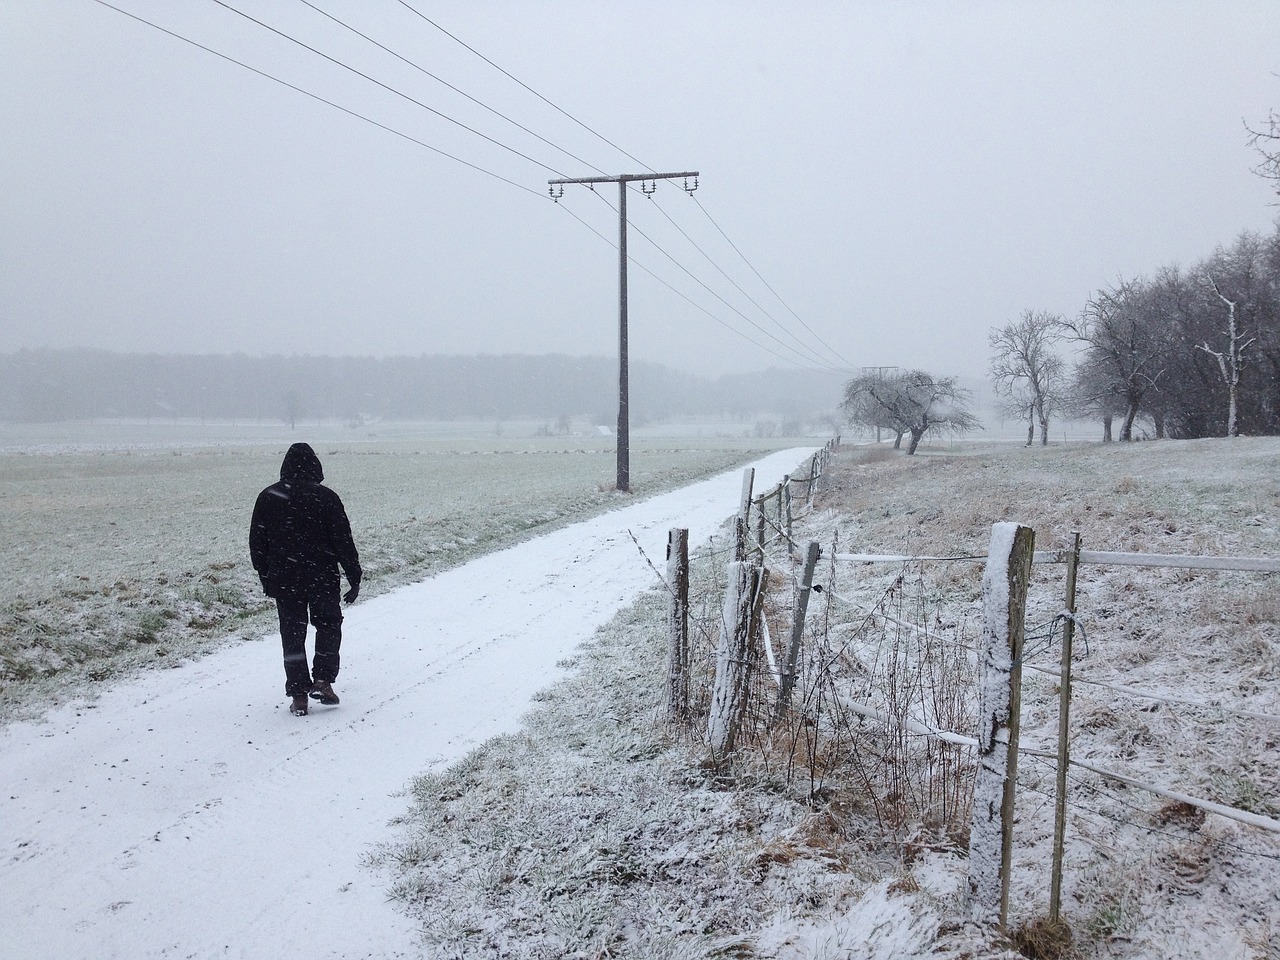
[549,184,565,202]
[642,179,657,197]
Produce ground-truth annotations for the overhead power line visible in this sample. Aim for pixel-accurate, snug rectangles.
[690,193,854,369]
[551,206,823,372]
[206,0,573,179]
[296,0,610,178]
[91,0,544,197]
[396,0,655,174]
[645,191,847,372]
[616,197,841,371]
[561,184,847,374]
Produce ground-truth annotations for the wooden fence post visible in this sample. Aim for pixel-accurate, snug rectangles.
[969,522,1035,931]
[775,484,785,554]
[775,541,821,719]
[732,516,747,563]
[666,527,690,722]
[739,467,755,523]
[737,468,755,560]
[754,495,767,559]
[709,559,766,759]
[1049,531,1082,925]
[783,476,794,556]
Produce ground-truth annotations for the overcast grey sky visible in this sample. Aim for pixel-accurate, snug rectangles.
[2,1,1278,378]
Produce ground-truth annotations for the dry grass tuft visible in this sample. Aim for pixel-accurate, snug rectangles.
[848,445,902,465]
[887,871,921,895]
[1011,916,1076,960]
[1153,800,1207,830]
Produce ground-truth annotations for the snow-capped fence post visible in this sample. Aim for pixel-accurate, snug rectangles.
[1049,531,1082,926]
[666,527,691,722]
[736,468,755,560]
[805,453,819,508]
[969,521,1035,932]
[709,559,767,759]
[775,540,821,720]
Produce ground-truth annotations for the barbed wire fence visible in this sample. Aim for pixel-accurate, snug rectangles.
[644,442,1280,939]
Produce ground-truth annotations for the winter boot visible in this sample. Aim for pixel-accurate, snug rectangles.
[290,694,309,716]
[309,681,340,706]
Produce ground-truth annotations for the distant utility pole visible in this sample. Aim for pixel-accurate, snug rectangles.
[550,170,699,492]
[861,366,900,444]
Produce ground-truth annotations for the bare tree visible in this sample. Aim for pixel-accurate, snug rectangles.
[841,371,909,447]
[988,310,1067,446]
[1059,280,1170,442]
[1196,276,1256,437]
[1065,352,1126,442]
[841,369,980,455]
[1246,108,1280,198]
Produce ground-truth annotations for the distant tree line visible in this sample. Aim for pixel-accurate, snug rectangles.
[0,350,845,428]
[838,222,1280,451]
[987,223,1280,442]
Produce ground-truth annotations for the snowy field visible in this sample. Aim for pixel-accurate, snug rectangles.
[0,418,810,721]
[3,429,1278,959]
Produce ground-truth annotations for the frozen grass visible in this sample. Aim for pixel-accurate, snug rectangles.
[0,418,806,721]
[373,436,1280,959]
[802,438,1280,958]
[370,587,1009,960]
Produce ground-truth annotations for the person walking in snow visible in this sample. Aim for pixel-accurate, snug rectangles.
[250,442,362,717]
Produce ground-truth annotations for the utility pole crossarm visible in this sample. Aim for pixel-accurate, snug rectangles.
[548,171,699,186]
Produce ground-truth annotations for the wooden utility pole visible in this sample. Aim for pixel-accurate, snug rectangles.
[549,171,699,492]
[861,366,899,444]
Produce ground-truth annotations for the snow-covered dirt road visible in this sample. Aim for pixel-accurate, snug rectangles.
[1,449,813,960]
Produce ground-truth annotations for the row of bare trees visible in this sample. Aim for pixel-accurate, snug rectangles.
[988,224,1280,442]
[986,119,1280,444]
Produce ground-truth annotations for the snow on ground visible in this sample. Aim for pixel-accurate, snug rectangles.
[0,426,787,720]
[6,436,1279,960]
[362,437,1280,960]
[0,448,814,960]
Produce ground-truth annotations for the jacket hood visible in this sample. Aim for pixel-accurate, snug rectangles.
[280,442,324,483]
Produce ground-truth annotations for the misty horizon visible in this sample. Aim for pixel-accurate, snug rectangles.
[0,347,851,426]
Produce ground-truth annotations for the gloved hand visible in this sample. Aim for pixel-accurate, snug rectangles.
[343,581,360,604]
[260,575,275,598]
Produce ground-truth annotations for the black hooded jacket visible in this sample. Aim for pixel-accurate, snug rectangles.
[250,443,361,597]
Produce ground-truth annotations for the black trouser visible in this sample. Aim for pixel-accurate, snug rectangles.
[275,588,343,697]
